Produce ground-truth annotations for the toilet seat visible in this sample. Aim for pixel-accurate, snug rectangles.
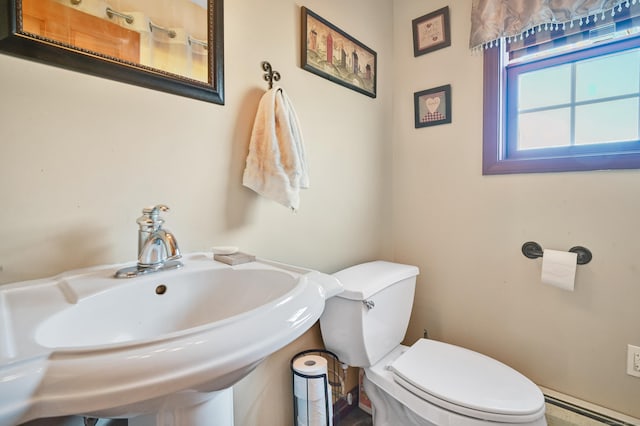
[389,339,546,423]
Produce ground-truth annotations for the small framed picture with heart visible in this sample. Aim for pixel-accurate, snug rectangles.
[412,7,451,57]
[414,85,452,128]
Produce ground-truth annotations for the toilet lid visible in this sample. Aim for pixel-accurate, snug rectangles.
[333,261,419,300]
[389,339,545,419]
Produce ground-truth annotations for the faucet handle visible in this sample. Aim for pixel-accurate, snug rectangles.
[138,204,170,230]
[143,204,169,217]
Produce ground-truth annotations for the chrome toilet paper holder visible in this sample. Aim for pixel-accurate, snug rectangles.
[521,241,593,265]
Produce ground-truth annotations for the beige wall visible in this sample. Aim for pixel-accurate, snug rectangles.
[2,0,639,423]
[393,0,640,419]
[0,0,392,424]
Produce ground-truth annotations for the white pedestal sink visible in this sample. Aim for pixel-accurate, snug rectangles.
[0,253,342,425]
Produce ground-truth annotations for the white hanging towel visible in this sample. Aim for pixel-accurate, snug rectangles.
[242,86,309,211]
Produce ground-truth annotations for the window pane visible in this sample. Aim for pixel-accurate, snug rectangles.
[518,108,572,150]
[518,65,571,110]
[576,49,640,102]
[575,98,640,145]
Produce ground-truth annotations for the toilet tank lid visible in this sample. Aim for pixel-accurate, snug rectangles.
[333,261,419,300]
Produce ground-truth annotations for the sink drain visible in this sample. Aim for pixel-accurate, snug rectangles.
[155,284,167,295]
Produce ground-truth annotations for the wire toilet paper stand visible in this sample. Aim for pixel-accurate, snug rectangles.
[291,349,344,426]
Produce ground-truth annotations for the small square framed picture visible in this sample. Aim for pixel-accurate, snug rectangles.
[414,85,452,128]
[412,6,451,57]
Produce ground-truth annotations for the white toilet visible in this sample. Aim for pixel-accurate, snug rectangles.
[320,261,547,426]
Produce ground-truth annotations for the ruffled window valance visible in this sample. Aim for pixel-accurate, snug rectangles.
[470,0,638,50]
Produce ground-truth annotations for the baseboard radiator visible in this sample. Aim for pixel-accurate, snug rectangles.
[542,387,640,426]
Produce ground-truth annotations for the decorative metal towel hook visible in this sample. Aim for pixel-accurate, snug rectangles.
[521,241,593,265]
[262,61,281,89]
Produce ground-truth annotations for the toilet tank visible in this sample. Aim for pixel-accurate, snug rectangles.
[320,261,419,367]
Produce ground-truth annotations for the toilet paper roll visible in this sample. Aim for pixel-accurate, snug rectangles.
[296,389,331,426]
[541,249,577,291]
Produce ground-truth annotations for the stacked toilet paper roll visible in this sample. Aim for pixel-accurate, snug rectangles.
[293,355,333,426]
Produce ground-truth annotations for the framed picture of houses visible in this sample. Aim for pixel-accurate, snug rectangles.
[301,7,377,98]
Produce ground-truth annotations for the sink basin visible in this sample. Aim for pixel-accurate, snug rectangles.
[0,253,342,425]
[35,268,301,348]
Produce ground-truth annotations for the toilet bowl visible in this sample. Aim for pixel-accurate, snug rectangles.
[364,342,547,426]
[319,261,547,426]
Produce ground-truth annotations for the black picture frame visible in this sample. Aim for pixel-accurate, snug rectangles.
[301,6,377,98]
[412,6,451,57]
[414,85,452,128]
[0,0,225,104]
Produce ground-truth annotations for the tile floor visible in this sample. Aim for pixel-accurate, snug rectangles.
[20,399,638,426]
[337,407,373,426]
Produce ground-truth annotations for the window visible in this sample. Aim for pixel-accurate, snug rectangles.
[483,17,640,174]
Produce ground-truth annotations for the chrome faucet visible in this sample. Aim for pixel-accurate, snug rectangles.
[115,204,183,278]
